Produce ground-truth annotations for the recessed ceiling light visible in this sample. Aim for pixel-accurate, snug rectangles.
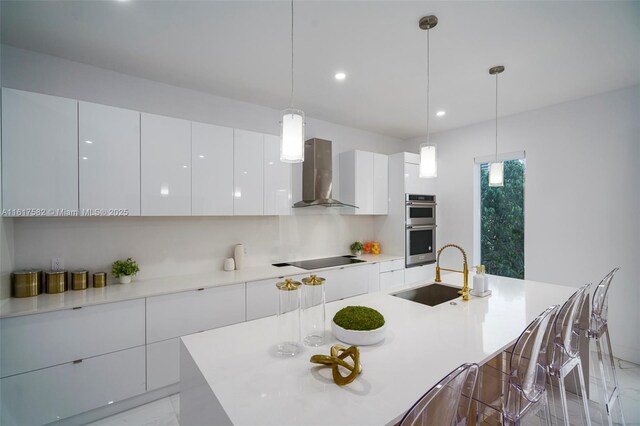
[199,155,205,158]
[334,72,346,81]
[82,157,88,160]
[85,140,93,144]
[436,111,446,117]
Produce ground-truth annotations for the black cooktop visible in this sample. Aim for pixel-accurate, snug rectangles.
[277,255,366,270]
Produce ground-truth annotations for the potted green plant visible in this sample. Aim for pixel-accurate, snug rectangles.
[112,257,140,284]
[350,241,364,256]
[331,306,387,346]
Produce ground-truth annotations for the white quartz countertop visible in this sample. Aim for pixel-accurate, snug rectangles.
[0,253,403,319]
[180,273,577,426]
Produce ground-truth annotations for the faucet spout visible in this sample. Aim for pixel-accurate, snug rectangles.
[434,244,470,301]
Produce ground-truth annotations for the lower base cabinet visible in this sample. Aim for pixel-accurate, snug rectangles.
[380,269,405,290]
[404,264,436,286]
[147,338,180,391]
[0,346,146,426]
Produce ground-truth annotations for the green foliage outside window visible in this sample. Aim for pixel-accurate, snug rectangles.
[480,160,525,279]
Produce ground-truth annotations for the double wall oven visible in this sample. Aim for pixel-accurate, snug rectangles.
[405,194,436,267]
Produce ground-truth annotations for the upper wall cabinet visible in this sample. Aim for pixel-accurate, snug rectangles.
[79,101,141,216]
[141,113,191,216]
[233,129,264,216]
[263,134,292,216]
[404,153,437,195]
[339,150,388,215]
[191,122,234,216]
[2,89,78,215]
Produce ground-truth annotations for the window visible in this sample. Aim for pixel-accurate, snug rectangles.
[474,154,525,279]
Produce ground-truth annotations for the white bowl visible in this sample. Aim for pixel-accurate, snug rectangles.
[331,321,386,346]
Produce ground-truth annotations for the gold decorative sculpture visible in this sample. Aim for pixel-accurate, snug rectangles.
[310,344,362,386]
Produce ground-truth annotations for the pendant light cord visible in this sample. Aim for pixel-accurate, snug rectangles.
[290,0,294,108]
[426,28,430,144]
[495,73,498,161]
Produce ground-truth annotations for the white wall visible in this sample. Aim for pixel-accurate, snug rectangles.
[0,45,405,293]
[406,86,640,363]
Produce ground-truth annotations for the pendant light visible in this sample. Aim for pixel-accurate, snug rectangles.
[280,0,304,163]
[488,65,505,187]
[419,15,438,179]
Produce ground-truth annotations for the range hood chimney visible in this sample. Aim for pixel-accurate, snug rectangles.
[293,138,356,208]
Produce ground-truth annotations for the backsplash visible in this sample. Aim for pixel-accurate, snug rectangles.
[4,213,377,297]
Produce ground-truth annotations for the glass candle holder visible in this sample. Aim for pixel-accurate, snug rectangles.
[301,274,326,346]
[276,278,302,356]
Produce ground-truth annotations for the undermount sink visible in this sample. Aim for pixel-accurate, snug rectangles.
[392,283,461,307]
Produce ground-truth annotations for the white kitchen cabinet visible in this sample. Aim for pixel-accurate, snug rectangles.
[141,113,191,215]
[79,101,140,216]
[1,88,78,215]
[146,283,245,344]
[339,150,388,215]
[404,153,437,196]
[379,259,405,273]
[233,129,264,215]
[246,274,306,321]
[373,153,389,214]
[263,134,292,215]
[0,299,145,378]
[380,269,406,291]
[1,346,145,426]
[147,337,180,391]
[404,263,436,287]
[191,122,234,216]
[322,265,372,303]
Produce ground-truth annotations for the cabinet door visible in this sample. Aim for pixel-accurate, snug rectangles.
[147,337,180,391]
[192,122,234,215]
[355,151,374,215]
[404,264,436,286]
[1,89,78,214]
[373,153,388,215]
[233,129,264,215]
[141,113,191,215]
[380,269,405,291]
[1,299,145,378]
[1,346,145,426]
[146,283,245,344]
[79,101,140,216]
[405,162,437,196]
[322,265,371,303]
[263,134,291,215]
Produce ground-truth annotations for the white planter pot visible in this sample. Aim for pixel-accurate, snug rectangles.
[331,321,386,346]
[119,275,132,284]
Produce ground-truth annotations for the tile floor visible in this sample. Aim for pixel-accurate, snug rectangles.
[90,359,639,426]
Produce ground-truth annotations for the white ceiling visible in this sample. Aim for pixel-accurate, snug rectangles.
[2,1,639,139]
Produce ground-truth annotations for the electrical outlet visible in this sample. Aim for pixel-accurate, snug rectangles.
[51,258,64,271]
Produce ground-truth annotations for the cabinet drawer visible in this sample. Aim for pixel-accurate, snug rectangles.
[0,346,146,426]
[146,283,245,343]
[246,274,306,321]
[147,338,180,391]
[1,299,145,378]
[323,265,372,303]
[380,270,405,291]
[379,259,405,273]
[404,264,436,286]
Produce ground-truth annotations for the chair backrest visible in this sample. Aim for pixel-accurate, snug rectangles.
[551,284,590,371]
[400,363,479,426]
[590,267,620,335]
[506,305,559,414]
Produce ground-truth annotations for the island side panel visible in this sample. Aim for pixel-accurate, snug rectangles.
[180,340,232,426]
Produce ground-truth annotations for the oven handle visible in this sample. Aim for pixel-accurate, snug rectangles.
[405,202,437,206]
[406,225,437,230]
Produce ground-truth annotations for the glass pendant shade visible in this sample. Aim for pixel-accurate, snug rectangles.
[488,161,504,187]
[419,143,437,178]
[280,109,305,163]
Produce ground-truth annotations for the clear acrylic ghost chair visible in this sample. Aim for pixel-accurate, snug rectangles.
[400,363,479,426]
[587,267,626,426]
[548,284,592,426]
[472,305,559,426]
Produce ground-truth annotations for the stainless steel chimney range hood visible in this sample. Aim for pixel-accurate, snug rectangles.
[292,138,357,208]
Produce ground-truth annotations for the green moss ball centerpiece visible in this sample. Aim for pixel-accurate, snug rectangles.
[331,306,387,346]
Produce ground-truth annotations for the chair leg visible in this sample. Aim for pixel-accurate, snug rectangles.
[603,329,626,426]
[575,358,593,426]
[558,370,571,425]
[595,335,614,426]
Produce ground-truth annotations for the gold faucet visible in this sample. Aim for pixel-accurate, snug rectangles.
[435,244,470,301]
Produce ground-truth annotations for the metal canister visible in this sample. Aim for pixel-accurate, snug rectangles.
[44,271,68,294]
[11,270,42,298]
[93,272,107,288]
[70,271,89,290]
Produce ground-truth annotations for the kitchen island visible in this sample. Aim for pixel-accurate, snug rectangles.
[179,274,577,425]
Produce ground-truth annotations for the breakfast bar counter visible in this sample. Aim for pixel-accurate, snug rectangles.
[179,274,577,425]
